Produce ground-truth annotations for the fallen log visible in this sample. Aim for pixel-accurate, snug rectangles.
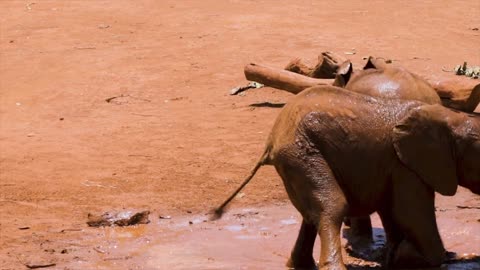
[244,62,480,112]
[244,63,333,94]
[285,51,347,79]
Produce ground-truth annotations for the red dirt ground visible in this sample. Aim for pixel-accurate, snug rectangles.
[1,1,479,269]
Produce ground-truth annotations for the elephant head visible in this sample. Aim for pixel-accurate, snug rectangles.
[393,105,480,195]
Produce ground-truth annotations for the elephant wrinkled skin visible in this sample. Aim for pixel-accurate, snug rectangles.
[214,86,480,269]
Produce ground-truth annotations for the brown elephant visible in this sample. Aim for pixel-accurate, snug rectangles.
[214,86,480,269]
[334,57,441,105]
[333,58,443,239]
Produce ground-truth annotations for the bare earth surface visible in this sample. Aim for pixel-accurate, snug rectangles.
[0,1,479,269]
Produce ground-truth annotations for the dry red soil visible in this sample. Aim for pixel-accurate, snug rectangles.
[1,1,479,269]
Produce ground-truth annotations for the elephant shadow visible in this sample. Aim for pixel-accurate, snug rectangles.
[346,265,382,270]
[342,226,385,269]
[341,226,480,270]
[249,102,285,108]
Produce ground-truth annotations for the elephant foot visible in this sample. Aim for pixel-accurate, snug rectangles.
[389,239,444,269]
[317,262,347,270]
[286,256,317,270]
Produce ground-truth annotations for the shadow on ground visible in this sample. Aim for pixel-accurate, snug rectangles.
[249,102,286,108]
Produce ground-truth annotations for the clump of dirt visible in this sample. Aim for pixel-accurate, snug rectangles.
[87,210,150,227]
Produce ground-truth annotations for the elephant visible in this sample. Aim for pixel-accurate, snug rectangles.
[334,57,441,105]
[213,86,480,269]
[333,57,443,239]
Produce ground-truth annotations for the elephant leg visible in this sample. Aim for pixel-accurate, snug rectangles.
[275,152,347,270]
[286,219,317,269]
[309,159,348,270]
[389,169,446,268]
[318,210,347,270]
[378,209,403,266]
[345,216,373,241]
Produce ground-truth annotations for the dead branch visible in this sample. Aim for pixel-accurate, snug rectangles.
[26,263,56,269]
[285,51,347,79]
[244,63,333,94]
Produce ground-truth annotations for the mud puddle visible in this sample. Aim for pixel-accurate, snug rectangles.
[56,201,480,270]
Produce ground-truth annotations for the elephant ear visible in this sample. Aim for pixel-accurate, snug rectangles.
[392,106,458,196]
[332,61,353,87]
[363,56,387,70]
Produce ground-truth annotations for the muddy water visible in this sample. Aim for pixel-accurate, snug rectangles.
[61,199,479,270]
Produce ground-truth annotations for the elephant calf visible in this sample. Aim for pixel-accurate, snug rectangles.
[214,86,480,269]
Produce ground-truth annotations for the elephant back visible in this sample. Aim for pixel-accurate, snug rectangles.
[345,67,441,105]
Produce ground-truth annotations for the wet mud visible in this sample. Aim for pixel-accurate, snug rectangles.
[36,191,479,270]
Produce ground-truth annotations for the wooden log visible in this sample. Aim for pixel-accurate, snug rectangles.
[284,51,347,79]
[284,58,313,77]
[314,51,348,78]
[244,63,333,94]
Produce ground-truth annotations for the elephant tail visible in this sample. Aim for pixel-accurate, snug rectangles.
[210,146,271,220]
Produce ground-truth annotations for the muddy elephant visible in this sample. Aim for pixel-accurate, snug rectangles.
[214,86,480,269]
[333,58,443,238]
[334,57,441,105]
